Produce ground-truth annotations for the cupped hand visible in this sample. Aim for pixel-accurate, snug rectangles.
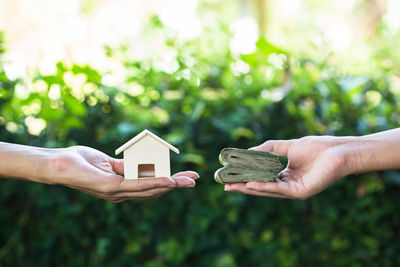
[50,146,199,202]
[224,136,357,199]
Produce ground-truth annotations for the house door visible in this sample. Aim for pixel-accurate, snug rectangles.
[138,164,156,178]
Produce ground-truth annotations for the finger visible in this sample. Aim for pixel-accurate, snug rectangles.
[224,183,246,191]
[172,176,196,187]
[117,177,176,192]
[279,168,297,177]
[279,177,290,182]
[108,157,124,175]
[245,181,291,195]
[104,194,163,203]
[113,187,174,199]
[109,190,169,202]
[110,176,195,196]
[172,171,200,180]
[250,140,293,156]
[76,185,174,200]
[224,184,288,198]
[279,170,290,178]
[230,188,289,198]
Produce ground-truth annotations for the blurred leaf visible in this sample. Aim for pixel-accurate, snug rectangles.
[181,153,205,165]
[62,93,87,116]
[256,38,287,56]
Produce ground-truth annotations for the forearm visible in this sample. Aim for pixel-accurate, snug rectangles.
[346,128,400,174]
[0,142,58,184]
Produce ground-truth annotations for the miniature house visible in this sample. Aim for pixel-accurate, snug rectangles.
[115,129,180,179]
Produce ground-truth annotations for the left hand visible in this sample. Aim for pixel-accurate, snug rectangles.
[49,146,199,202]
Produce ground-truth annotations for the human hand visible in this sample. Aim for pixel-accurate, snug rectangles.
[224,136,357,199]
[50,146,199,202]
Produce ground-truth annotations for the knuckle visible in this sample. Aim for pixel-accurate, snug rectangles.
[97,183,116,195]
[263,140,275,147]
[155,178,171,187]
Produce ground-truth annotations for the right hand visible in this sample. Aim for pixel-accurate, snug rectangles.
[224,136,357,199]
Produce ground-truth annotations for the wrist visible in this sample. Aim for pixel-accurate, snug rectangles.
[0,142,59,185]
[327,136,362,177]
[20,147,60,185]
[340,137,365,176]
[47,148,76,186]
[340,133,396,175]
[35,148,62,185]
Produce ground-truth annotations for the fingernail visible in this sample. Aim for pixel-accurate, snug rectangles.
[185,171,200,179]
[182,177,195,187]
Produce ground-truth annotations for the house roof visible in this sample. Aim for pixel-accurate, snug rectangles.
[115,129,180,155]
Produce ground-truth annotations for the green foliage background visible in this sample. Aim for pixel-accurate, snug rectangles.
[1,15,400,266]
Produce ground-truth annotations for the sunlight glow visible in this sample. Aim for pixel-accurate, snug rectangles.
[230,17,258,55]
[15,84,30,99]
[48,84,61,100]
[325,22,353,52]
[6,122,18,133]
[384,0,400,33]
[280,0,301,15]
[0,0,154,80]
[261,87,287,102]
[230,60,250,76]
[3,54,26,80]
[24,116,46,136]
[390,76,400,94]
[160,0,202,39]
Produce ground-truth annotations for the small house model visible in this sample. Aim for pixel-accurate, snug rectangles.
[115,129,180,179]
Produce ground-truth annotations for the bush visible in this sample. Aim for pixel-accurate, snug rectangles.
[0,19,400,266]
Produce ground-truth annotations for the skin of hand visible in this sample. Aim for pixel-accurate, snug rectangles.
[0,143,199,202]
[224,128,400,199]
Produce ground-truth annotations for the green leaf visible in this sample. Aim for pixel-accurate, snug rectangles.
[62,93,87,116]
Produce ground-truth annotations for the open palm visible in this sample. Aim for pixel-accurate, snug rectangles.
[224,136,353,199]
[51,146,199,202]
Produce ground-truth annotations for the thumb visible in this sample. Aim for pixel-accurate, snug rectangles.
[108,157,124,175]
[250,140,293,156]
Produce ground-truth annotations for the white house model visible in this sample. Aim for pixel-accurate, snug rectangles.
[115,129,180,180]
